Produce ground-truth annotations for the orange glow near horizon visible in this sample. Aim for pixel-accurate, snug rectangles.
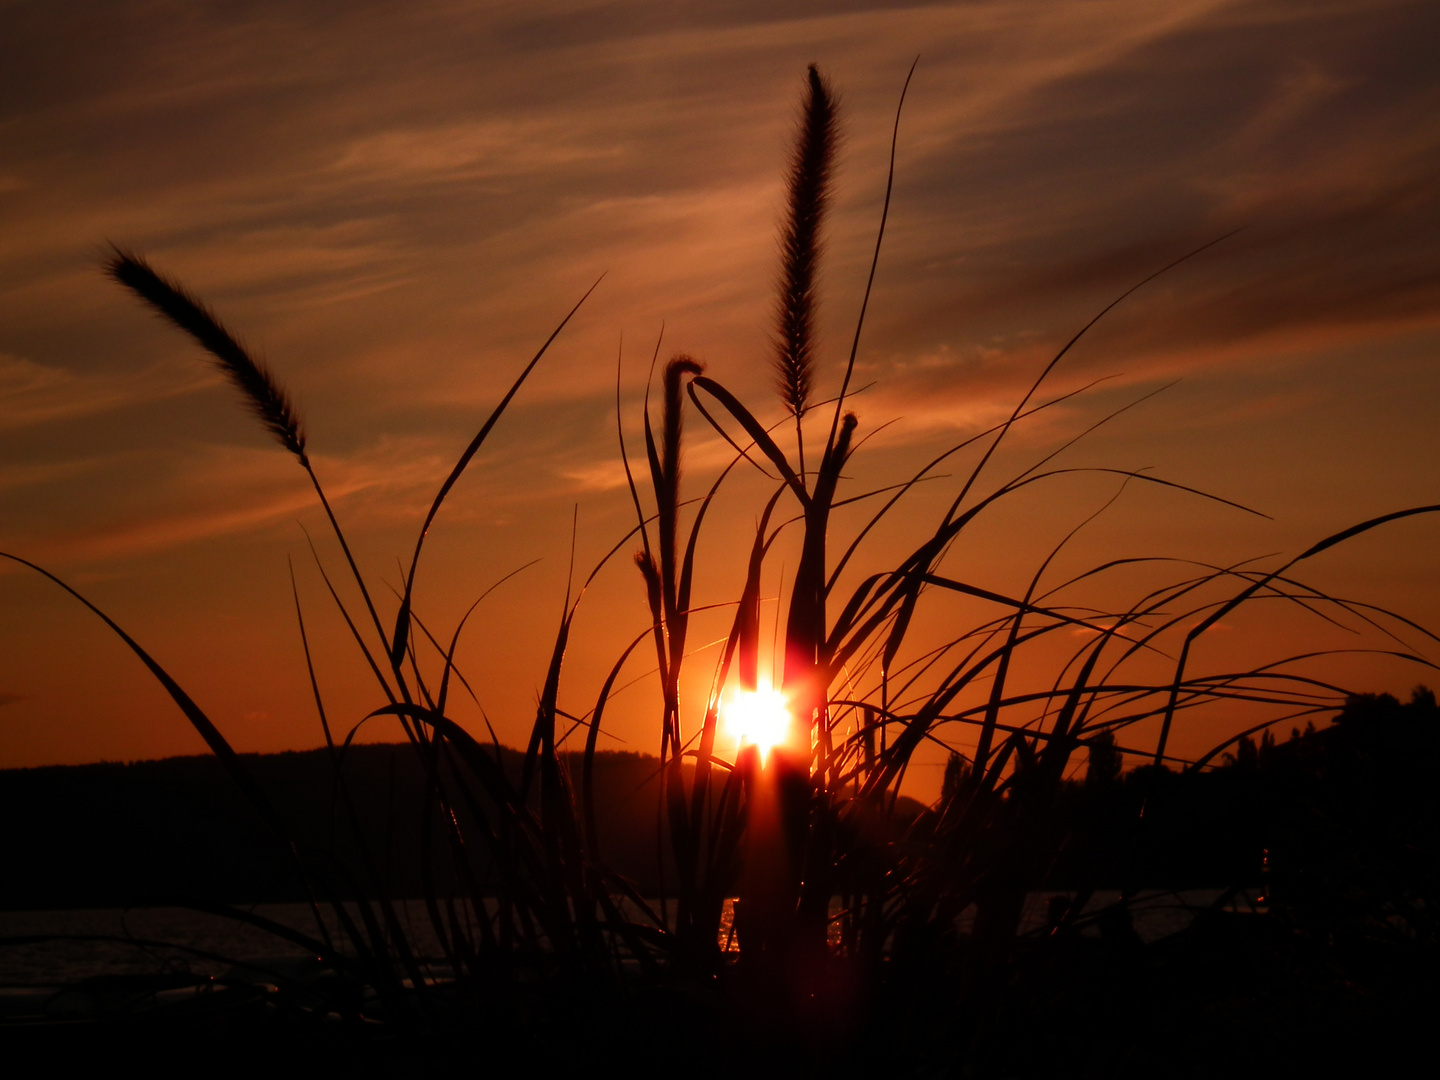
[723,686,793,760]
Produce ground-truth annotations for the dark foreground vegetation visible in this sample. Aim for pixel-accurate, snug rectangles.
[5,688,1435,913]
[4,66,1438,1076]
[982,688,1440,1077]
[5,691,1435,1075]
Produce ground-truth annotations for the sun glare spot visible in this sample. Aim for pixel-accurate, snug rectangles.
[723,686,793,759]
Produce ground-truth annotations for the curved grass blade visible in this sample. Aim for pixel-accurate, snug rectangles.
[1153,503,1440,765]
[392,274,605,670]
[3,551,290,840]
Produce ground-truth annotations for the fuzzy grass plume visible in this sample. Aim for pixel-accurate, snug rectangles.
[105,246,307,464]
[773,64,837,422]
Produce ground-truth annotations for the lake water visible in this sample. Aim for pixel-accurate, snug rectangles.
[0,889,1255,987]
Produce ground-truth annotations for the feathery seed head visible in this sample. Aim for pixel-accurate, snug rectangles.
[772,65,838,418]
[105,246,308,464]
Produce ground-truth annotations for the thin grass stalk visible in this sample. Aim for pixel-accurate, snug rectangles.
[390,275,603,673]
[660,356,704,678]
[935,233,1243,540]
[1153,503,1440,766]
[823,57,916,461]
[1,554,291,838]
[105,251,402,689]
[0,551,433,1017]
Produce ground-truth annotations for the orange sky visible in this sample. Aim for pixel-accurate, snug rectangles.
[2,1,1439,798]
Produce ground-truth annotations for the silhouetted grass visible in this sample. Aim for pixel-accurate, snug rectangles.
[6,63,1440,1073]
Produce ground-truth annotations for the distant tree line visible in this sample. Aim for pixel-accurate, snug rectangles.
[932,688,1438,905]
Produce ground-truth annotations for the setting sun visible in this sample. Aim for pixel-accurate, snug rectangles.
[723,686,793,758]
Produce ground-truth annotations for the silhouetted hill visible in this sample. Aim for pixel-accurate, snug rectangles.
[7,692,1436,911]
[0,743,669,908]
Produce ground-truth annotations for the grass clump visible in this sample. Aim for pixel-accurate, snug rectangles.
[6,63,1439,1073]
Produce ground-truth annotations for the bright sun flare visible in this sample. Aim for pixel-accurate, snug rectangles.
[723,686,793,758]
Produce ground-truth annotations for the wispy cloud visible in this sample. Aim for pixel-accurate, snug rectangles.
[328,119,624,185]
[0,353,216,431]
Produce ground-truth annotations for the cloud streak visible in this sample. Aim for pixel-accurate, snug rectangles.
[0,353,217,431]
[0,1,1434,526]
